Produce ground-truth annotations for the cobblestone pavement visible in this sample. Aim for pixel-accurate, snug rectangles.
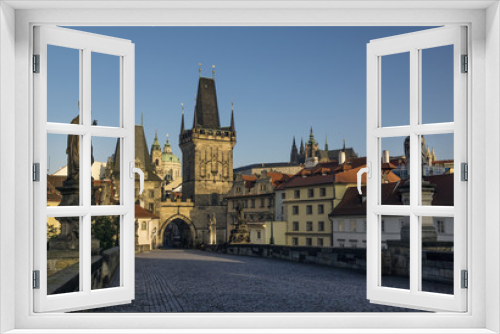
[87,249,449,313]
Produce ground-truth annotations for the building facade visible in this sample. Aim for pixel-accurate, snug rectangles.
[226,171,290,245]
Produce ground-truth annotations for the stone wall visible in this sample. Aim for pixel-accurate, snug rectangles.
[47,247,120,295]
[206,244,453,284]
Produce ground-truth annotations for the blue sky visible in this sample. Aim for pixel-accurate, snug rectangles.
[47,26,454,173]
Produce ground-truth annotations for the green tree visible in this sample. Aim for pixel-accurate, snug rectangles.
[92,216,119,251]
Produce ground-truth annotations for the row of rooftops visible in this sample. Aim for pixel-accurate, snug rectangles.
[331,173,454,217]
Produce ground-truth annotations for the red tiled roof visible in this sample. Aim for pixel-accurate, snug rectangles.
[135,205,159,219]
[241,172,292,189]
[241,175,257,182]
[282,174,335,189]
[331,174,454,216]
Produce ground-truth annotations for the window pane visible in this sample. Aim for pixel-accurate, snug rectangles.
[421,134,454,206]
[381,136,408,205]
[91,136,120,205]
[91,215,121,290]
[421,45,454,124]
[47,45,80,124]
[92,52,120,127]
[47,133,80,206]
[47,216,80,295]
[381,215,410,290]
[421,216,454,294]
[381,52,410,127]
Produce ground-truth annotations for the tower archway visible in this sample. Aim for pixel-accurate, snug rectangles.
[160,215,195,249]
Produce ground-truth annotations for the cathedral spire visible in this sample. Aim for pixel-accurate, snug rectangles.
[309,125,316,145]
[290,136,299,163]
[230,102,235,132]
[180,103,185,133]
[325,135,329,151]
[342,138,346,152]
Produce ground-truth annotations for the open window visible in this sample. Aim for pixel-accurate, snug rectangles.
[33,26,136,312]
[365,26,467,312]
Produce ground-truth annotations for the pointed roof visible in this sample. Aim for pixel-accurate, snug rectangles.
[180,105,185,133]
[193,77,221,129]
[112,125,161,182]
[163,134,172,153]
[324,135,329,151]
[151,131,161,152]
[308,126,316,145]
[230,103,235,132]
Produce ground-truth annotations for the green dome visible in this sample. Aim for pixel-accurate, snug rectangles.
[162,152,180,163]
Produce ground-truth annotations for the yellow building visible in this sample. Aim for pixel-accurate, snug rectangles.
[281,158,400,247]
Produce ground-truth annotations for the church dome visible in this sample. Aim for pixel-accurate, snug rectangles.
[161,134,180,163]
[162,152,180,163]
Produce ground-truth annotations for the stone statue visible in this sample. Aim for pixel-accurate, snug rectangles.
[404,135,429,177]
[50,115,98,251]
[66,115,80,182]
[235,201,245,225]
[228,201,250,244]
[404,136,410,176]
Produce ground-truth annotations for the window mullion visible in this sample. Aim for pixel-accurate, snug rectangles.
[81,48,92,294]
[409,47,420,294]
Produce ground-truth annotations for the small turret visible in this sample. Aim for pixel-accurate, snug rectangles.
[164,134,172,154]
[151,131,161,152]
[308,126,316,145]
[230,102,235,132]
[180,103,185,133]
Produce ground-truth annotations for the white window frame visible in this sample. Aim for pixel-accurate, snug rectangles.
[366,26,467,312]
[33,25,136,313]
[0,1,498,333]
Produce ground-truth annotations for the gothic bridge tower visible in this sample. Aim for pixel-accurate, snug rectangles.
[179,76,236,205]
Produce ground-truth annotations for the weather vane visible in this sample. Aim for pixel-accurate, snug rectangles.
[212,65,215,78]
[181,102,184,114]
[199,63,202,77]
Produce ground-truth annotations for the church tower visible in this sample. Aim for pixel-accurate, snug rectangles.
[290,137,299,163]
[299,139,306,164]
[179,76,236,205]
[306,126,319,159]
[150,131,162,169]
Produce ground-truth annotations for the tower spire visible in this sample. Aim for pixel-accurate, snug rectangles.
[325,135,329,151]
[193,106,198,128]
[230,102,235,132]
[290,136,299,163]
[141,112,143,126]
[180,103,185,133]
[342,138,346,152]
[309,125,316,144]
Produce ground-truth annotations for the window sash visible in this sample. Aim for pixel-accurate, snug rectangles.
[366,26,467,312]
[33,25,135,313]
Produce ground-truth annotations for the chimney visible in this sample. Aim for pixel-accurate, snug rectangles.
[338,151,346,165]
[383,150,390,164]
